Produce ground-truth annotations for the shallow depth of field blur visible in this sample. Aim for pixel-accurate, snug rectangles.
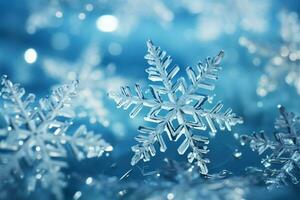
[0,0,300,199]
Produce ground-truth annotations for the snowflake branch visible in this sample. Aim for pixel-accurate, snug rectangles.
[241,105,300,187]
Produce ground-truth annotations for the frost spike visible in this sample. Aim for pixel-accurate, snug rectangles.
[178,137,190,155]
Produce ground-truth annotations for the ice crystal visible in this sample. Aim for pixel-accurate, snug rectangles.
[240,11,300,96]
[109,40,243,175]
[0,76,112,199]
[43,43,128,129]
[240,105,300,188]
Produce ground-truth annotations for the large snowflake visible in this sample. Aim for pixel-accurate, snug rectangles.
[240,10,300,96]
[109,40,242,175]
[240,105,300,188]
[0,76,112,199]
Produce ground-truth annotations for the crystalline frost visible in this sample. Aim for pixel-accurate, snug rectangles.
[109,40,242,174]
[0,76,112,199]
[240,105,300,188]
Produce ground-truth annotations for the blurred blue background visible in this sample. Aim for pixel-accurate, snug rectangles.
[0,0,300,199]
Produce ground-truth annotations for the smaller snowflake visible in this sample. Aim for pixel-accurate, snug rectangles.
[240,105,300,188]
[0,76,112,199]
[239,10,300,96]
[109,40,242,175]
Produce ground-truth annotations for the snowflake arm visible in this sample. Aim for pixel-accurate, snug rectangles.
[240,105,300,188]
[109,40,242,174]
[0,76,112,199]
[43,44,129,127]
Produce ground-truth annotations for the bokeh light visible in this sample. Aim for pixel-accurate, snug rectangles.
[24,48,38,64]
[96,15,119,32]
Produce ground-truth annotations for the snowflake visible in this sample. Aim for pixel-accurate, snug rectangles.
[109,40,243,175]
[43,43,128,130]
[240,105,300,188]
[239,10,300,96]
[0,76,112,199]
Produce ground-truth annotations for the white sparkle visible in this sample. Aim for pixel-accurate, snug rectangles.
[55,11,63,18]
[73,191,82,200]
[167,193,174,200]
[78,13,86,20]
[105,145,113,152]
[24,48,38,64]
[85,177,93,185]
[96,15,119,32]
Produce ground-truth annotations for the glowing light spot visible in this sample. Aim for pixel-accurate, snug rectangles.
[36,173,42,179]
[55,11,63,18]
[289,52,297,61]
[233,133,239,140]
[238,37,247,46]
[85,177,93,185]
[78,13,86,20]
[73,191,82,200]
[96,15,119,32]
[118,190,127,196]
[35,146,41,152]
[272,56,283,65]
[257,87,267,97]
[24,48,38,64]
[167,193,174,200]
[86,4,93,12]
[105,145,113,152]
[233,149,242,159]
